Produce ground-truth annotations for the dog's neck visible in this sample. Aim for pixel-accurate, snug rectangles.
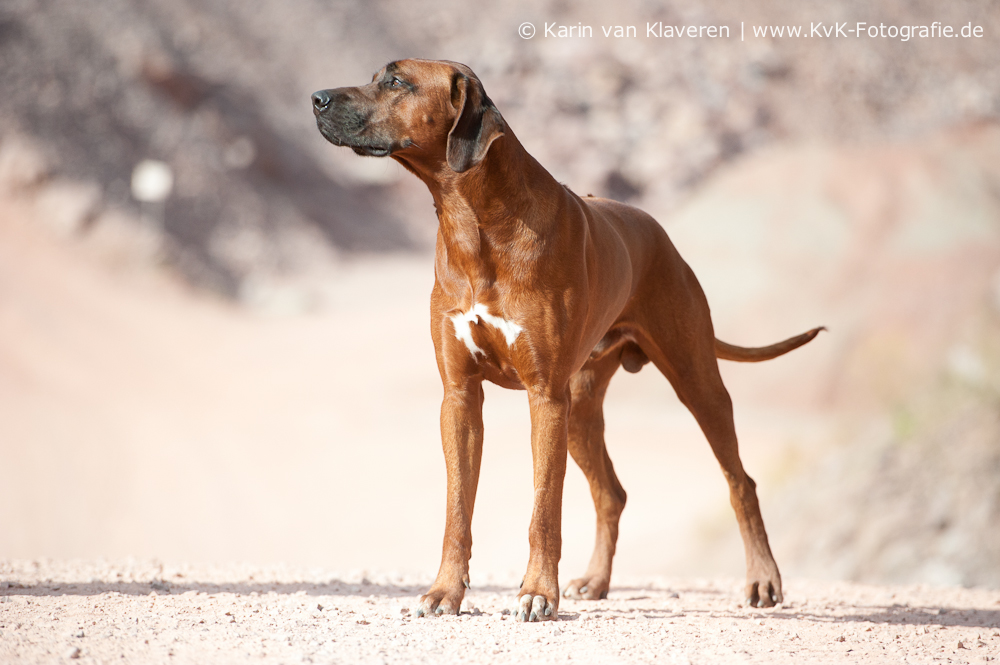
[398,129,570,275]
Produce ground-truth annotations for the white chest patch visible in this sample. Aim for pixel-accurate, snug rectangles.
[449,303,523,357]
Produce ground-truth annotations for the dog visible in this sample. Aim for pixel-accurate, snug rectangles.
[312,59,823,622]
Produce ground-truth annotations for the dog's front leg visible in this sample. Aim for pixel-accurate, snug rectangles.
[416,381,485,617]
[516,386,570,622]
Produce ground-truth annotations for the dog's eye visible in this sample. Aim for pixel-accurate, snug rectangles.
[390,77,403,88]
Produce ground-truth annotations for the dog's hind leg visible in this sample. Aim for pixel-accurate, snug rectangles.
[633,273,783,608]
[562,350,627,601]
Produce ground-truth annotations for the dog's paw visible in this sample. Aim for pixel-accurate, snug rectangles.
[514,592,558,622]
[415,588,463,617]
[745,577,782,608]
[562,576,609,600]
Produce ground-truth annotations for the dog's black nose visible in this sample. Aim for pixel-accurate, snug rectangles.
[312,90,331,112]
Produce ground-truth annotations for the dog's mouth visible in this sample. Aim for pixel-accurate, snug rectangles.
[315,119,394,158]
[353,145,391,157]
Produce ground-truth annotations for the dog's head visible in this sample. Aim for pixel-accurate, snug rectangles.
[312,59,505,173]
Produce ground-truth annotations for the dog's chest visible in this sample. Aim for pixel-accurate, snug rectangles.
[449,302,523,359]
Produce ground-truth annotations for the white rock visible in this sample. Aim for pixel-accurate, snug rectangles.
[131,160,173,202]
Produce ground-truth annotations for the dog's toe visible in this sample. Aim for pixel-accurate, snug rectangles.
[745,580,782,608]
[514,592,557,622]
[562,576,609,600]
[415,588,462,617]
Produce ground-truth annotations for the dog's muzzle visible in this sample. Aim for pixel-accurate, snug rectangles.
[311,88,395,157]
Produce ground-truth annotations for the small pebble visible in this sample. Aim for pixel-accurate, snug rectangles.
[64,646,81,659]
[460,600,483,616]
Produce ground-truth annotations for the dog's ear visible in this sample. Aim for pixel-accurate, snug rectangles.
[447,71,505,173]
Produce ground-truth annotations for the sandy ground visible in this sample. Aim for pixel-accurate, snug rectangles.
[2,560,999,664]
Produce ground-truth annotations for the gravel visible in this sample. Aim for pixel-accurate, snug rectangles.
[2,560,999,664]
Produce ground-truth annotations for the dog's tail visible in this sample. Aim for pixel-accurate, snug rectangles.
[715,327,826,362]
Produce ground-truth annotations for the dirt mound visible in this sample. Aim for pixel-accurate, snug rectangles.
[772,401,1000,589]
[664,126,1000,589]
[1,0,998,297]
[0,0,412,296]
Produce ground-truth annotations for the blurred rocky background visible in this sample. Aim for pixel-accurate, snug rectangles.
[1,0,998,588]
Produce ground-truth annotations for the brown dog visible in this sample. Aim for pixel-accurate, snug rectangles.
[312,59,822,622]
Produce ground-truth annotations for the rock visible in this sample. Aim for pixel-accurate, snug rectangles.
[84,208,162,264]
[64,646,81,659]
[0,136,49,192]
[460,599,483,615]
[34,179,102,237]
